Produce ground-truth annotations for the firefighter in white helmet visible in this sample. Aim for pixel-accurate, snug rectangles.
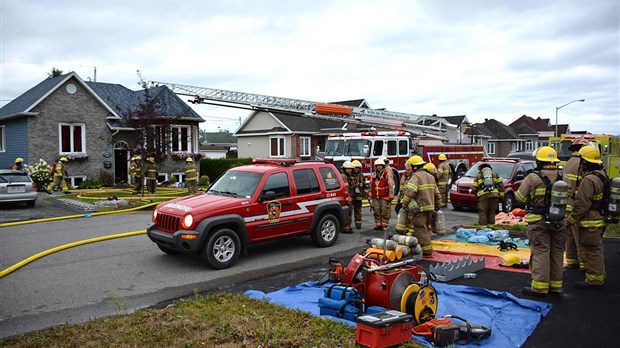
[368,158,395,231]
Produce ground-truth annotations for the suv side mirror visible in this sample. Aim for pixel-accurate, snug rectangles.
[515,171,525,180]
[259,191,276,202]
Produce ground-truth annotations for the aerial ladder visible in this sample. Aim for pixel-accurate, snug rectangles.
[149,81,455,139]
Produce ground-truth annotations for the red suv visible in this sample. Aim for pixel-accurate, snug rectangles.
[449,157,536,212]
[147,159,350,269]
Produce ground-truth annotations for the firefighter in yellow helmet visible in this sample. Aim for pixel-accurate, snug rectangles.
[567,145,608,290]
[400,155,441,257]
[472,162,504,226]
[351,160,367,229]
[13,157,26,171]
[395,161,414,234]
[436,154,452,208]
[563,137,590,270]
[516,146,565,297]
[340,161,355,233]
[146,157,158,194]
[184,157,198,194]
[46,157,70,194]
[368,158,395,230]
[129,155,143,194]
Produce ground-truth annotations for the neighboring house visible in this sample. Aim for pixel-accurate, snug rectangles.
[199,130,238,159]
[439,115,470,144]
[509,115,559,149]
[0,72,204,186]
[234,110,351,159]
[466,119,525,157]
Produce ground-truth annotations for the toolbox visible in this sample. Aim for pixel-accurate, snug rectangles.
[355,310,413,348]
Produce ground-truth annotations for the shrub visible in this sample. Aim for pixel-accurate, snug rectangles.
[169,176,178,184]
[200,158,252,182]
[99,170,114,187]
[79,179,102,189]
[199,175,210,187]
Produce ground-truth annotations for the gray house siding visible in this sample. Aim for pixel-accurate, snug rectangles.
[0,118,29,168]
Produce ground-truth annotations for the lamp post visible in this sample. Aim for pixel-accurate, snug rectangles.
[555,99,585,137]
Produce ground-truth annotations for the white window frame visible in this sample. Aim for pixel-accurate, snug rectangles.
[270,136,286,158]
[511,142,519,152]
[487,142,496,155]
[59,123,86,154]
[0,126,5,152]
[171,172,185,186]
[526,140,533,151]
[170,125,192,153]
[68,175,87,188]
[300,136,311,157]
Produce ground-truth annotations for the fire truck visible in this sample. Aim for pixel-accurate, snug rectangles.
[550,134,620,178]
[149,81,486,188]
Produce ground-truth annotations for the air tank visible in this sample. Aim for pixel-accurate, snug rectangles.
[549,180,569,221]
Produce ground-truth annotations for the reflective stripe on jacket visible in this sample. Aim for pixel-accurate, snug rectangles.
[472,171,504,198]
[567,169,607,228]
[437,162,451,185]
[563,154,582,212]
[401,169,440,211]
[515,166,559,223]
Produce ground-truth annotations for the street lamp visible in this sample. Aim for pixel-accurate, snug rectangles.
[555,99,585,137]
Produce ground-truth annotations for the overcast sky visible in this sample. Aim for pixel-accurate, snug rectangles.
[1,0,618,135]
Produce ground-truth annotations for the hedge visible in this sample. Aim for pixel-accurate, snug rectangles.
[199,157,253,184]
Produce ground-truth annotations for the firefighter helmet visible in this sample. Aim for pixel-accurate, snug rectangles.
[500,253,521,267]
[59,156,68,162]
[374,158,386,166]
[134,156,141,161]
[424,163,437,173]
[438,153,447,161]
[186,157,193,162]
[407,155,426,166]
[15,157,24,163]
[342,161,354,169]
[148,157,155,163]
[534,146,559,162]
[478,163,492,171]
[568,137,590,151]
[578,145,602,164]
[352,160,362,168]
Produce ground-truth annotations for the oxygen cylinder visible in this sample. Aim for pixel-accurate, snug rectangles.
[364,248,402,262]
[391,234,418,247]
[608,177,620,217]
[412,244,423,256]
[482,167,494,189]
[394,209,408,233]
[368,238,398,250]
[396,245,411,257]
[549,180,569,221]
[432,210,446,235]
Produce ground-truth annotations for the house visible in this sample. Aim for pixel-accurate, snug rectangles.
[439,115,471,144]
[466,119,525,157]
[509,115,562,150]
[234,110,352,159]
[199,130,238,158]
[0,72,204,186]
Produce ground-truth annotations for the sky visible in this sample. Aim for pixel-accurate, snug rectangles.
[1,0,618,135]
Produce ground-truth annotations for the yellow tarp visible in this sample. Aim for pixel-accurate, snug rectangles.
[431,240,531,260]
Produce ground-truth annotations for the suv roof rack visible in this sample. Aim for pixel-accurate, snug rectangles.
[481,157,521,162]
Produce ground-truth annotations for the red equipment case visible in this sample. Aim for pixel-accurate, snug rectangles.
[356,310,413,348]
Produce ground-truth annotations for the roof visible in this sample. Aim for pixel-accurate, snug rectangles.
[470,119,523,140]
[202,131,237,144]
[235,111,348,136]
[330,99,370,108]
[509,115,553,132]
[440,115,467,126]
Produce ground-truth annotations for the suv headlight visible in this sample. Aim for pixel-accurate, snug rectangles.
[451,184,457,191]
[181,214,194,229]
[152,208,158,222]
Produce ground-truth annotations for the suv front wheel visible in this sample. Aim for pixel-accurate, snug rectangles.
[311,213,339,247]
[202,228,241,269]
[503,193,515,213]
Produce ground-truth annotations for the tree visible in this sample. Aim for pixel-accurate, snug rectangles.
[48,67,63,78]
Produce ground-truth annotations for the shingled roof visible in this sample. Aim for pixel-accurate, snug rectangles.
[235,111,348,135]
[471,119,522,140]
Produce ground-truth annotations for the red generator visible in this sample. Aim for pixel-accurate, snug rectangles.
[356,310,414,348]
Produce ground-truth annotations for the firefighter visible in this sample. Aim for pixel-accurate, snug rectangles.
[146,157,158,194]
[129,156,143,193]
[351,160,366,229]
[472,163,504,226]
[437,154,452,208]
[394,162,414,233]
[46,157,70,194]
[340,161,355,233]
[400,156,441,257]
[184,157,198,194]
[567,146,608,290]
[563,137,590,270]
[368,158,395,231]
[515,146,565,297]
[12,157,26,170]
[424,162,442,232]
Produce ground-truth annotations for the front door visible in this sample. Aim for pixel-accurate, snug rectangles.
[114,149,128,184]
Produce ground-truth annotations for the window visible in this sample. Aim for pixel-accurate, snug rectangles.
[147,126,167,154]
[68,175,87,188]
[300,137,311,157]
[171,125,191,152]
[387,140,397,156]
[172,173,185,183]
[526,140,533,151]
[293,169,320,195]
[319,167,341,191]
[511,142,520,152]
[0,126,5,152]
[270,136,286,157]
[262,172,290,198]
[373,140,384,156]
[59,123,86,153]
[487,142,496,155]
[398,140,408,155]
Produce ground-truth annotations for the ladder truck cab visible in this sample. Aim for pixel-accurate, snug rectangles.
[551,134,620,178]
[323,131,485,191]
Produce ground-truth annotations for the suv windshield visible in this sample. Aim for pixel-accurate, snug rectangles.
[325,139,371,156]
[207,170,262,198]
[463,162,516,180]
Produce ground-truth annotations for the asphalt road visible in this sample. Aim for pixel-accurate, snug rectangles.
[0,193,478,339]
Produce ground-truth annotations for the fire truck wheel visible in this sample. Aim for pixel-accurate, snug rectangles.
[503,193,514,213]
[312,213,339,247]
[202,228,241,269]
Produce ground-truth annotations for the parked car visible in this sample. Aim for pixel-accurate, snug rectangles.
[449,158,536,212]
[507,151,536,161]
[0,169,38,207]
[147,158,350,269]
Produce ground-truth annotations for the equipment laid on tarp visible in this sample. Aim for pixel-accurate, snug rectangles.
[428,254,486,282]
[412,314,492,346]
[356,310,414,348]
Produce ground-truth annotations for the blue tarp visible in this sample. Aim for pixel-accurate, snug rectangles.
[245,281,552,347]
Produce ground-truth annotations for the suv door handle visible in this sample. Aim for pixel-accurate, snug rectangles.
[282,200,293,205]
[315,195,324,199]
